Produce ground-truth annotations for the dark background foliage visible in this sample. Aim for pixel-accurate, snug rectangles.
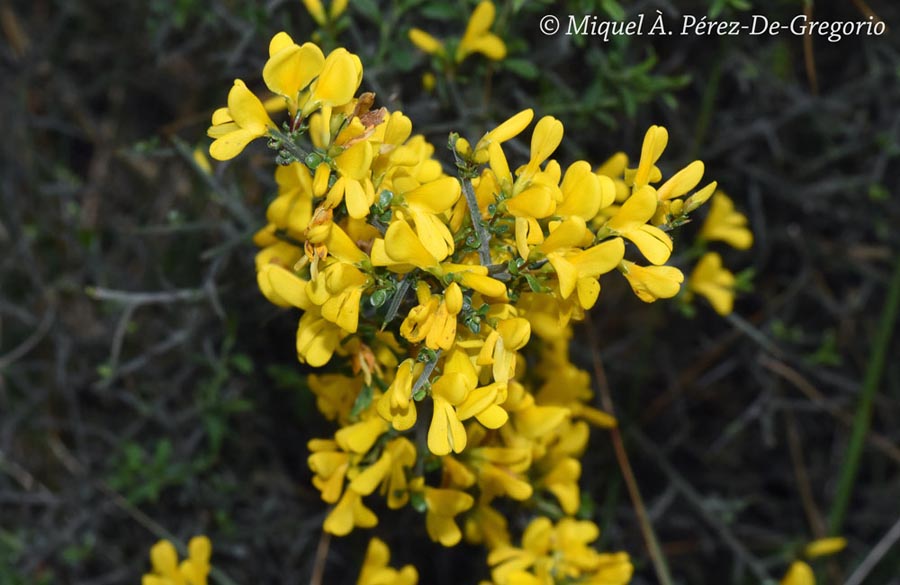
[2,0,899,583]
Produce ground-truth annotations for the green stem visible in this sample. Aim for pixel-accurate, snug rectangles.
[459,174,492,266]
[585,314,674,585]
[828,256,900,534]
[268,128,309,163]
[411,349,442,397]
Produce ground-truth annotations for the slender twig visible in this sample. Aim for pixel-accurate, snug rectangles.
[268,127,309,163]
[724,313,784,357]
[759,354,900,466]
[629,429,773,582]
[828,256,900,534]
[843,514,900,585]
[411,349,442,397]
[0,306,54,370]
[382,277,411,329]
[585,313,674,585]
[459,173,492,266]
[86,287,205,305]
[785,412,826,539]
[309,530,332,585]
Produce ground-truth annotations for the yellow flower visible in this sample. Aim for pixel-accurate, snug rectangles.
[349,437,417,509]
[687,252,736,315]
[428,364,470,456]
[401,282,464,351]
[381,438,418,509]
[326,139,376,219]
[488,517,632,585]
[656,160,704,201]
[477,318,531,386]
[626,125,668,189]
[409,28,445,56]
[516,115,564,185]
[303,47,363,117]
[606,186,672,265]
[357,538,418,585]
[142,536,211,585]
[537,457,581,515]
[422,72,436,92]
[323,487,378,536]
[803,536,847,559]
[371,218,440,271]
[596,152,630,203]
[308,439,350,503]
[302,0,348,27]
[652,160,713,222]
[306,261,370,333]
[464,501,511,550]
[779,537,846,585]
[619,260,684,303]
[296,309,344,366]
[256,263,310,309]
[335,417,389,454]
[445,264,508,298]
[546,238,625,308]
[263,32,325,115]
[409,1,505,63]
[421,484,475,546]
[470,446,533,501]
[456,109,533,164]
[192,147,212,174]
[780,561,814,585]
[377,358,423,431]
[396,176,462,261]
[308,373,362,422]
[262,163,315,240]
[456,1,506,62]
[556,161,616,222]
[699,191,753,249]
[207,80,275,161]
[532,339,616,429]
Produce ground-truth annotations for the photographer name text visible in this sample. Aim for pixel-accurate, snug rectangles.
[538,11,886,43]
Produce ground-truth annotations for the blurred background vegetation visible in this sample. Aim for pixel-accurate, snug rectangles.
[2,0,899,583]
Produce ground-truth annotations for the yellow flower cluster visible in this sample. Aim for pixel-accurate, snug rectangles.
[684,191,754,315]
[780,537,847,585]
[301,0,348,29]
[487,517,632,585]
[205,25,746,584]
[142,537,211,585]
[409,1,506,64]
[357,537,418,585]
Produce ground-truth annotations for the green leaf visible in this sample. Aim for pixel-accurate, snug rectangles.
[351,0,380,22]
[229,353,254,375]
[370,289,388,307]
[504,58,539,80]
[351,385,375,418]
[410,490,427,513]
[420,4,458,20]
[600,0,625,21]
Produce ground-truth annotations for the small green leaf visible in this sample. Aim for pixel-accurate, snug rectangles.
[600,0,626,21]
[410,490,427,513]
[504,58,539,80]
[351,385,375,418]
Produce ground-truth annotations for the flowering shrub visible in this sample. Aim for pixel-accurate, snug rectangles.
[144,2,757,583]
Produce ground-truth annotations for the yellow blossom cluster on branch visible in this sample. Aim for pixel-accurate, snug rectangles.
[142,536,211,585]
[409,0,506,65]
[201,17,752,582]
